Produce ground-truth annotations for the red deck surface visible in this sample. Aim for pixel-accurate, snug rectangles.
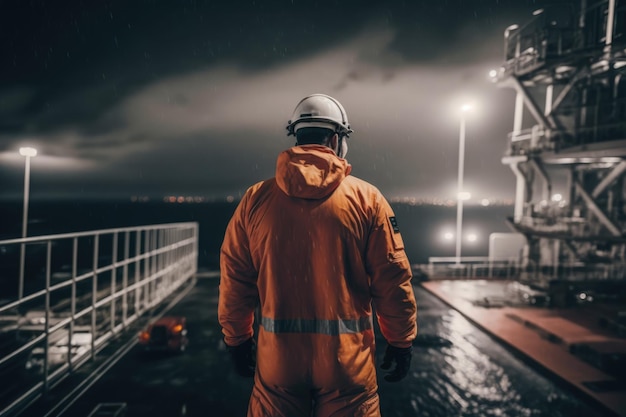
[420,280,626,417]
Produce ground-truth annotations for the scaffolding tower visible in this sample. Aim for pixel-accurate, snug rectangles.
[493,0,626,292]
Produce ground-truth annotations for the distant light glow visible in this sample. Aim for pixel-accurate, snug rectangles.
[488,69,497,78]
[458,191,471,201]
[443,231,454,241]
[467,233,478,243]
[551,193,563,202]
[163,195,206,203]
[480,199,490,206]
[19,147,37,157]
[447,97,480,122]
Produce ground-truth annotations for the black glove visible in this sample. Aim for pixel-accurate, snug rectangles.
[380,344,412,382]
[226,338,256,378]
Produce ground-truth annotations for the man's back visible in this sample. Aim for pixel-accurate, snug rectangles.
[218,95,417,417]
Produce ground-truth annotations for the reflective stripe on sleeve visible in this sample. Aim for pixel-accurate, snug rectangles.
[261,316,372,335]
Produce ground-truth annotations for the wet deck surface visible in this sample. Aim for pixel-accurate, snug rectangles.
[421,279,626,417]
[19,276,624,417]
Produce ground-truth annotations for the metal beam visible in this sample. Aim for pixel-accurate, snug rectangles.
[551,67,587,113]
[529,158,552,201]
[562,240,582,262]
[591,160,626,198]
[510,77,555,130]
[574,179,622,236]
[502,155,529,164]
[510,161,532,222]
[606,0,616,47]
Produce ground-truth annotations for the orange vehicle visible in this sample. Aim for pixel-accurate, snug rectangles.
[138,316,188,353]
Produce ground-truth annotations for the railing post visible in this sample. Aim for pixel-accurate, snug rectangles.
[43,241,52,394]
[158,229,164,300]
[166,228,172,290]
[135,230,141,316]
[144,230,150,310]
[18,243,25,303]
[122,231,129,327]
[91,234,99,360]
[176,229,182,279]
[70,237,78,373]
[151,229,158,303]
[111,232,118,333]
[193,223,199,274]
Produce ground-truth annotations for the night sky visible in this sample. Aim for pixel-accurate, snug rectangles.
[0,0,574,202]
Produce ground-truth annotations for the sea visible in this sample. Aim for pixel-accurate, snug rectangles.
[0,199,515,270]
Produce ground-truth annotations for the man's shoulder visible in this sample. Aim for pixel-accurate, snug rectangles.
[343,175,381,192]
[342,176,385,202]
[242,178,277,199]
[246,178,276,194]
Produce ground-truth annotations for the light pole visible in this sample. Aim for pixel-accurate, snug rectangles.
[19,147,37,238]
[455,105,472,265]
[18,146,37,301]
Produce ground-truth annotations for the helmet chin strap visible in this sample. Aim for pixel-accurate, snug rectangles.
[337,137,349,158]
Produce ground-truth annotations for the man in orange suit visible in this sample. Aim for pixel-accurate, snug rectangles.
[218,93,417,417]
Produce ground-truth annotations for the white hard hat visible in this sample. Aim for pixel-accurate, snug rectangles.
[286,94,353,138]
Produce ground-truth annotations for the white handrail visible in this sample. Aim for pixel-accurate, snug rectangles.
[0,222,199,417]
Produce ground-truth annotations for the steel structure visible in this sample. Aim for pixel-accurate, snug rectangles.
[492,0,626,290]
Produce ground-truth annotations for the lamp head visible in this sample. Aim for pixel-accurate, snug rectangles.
[19,147,37,157]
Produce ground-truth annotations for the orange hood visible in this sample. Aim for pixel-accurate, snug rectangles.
[275,145,352,200]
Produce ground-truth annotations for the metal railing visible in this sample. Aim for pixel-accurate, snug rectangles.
[0,222,198,417]
[426,255,626,282]
[426,256,521,279]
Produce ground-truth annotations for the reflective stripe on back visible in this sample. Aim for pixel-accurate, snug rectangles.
[261,316,372,335]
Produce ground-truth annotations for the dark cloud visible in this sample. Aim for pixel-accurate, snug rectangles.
[0,0,579,202]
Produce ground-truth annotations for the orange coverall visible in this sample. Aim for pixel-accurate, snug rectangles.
[219,145,417,417]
